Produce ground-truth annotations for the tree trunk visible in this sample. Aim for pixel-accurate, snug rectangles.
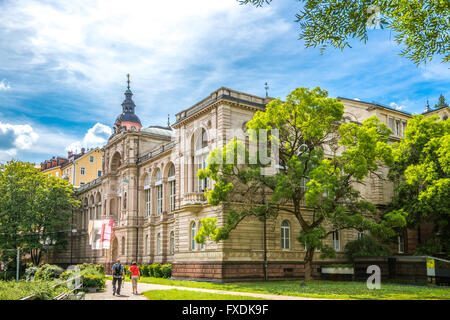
[304,248,314,281]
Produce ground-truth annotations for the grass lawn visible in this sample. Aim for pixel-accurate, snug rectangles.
[108,276,450,300]
[142,289,265,300]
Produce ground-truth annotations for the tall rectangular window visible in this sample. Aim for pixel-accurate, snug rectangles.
[97,170,102,177]
[388,117,394,132]
[395,119,400,136]
[90,155,94,163]
[157,185,162,215]
[398,235,405,253]
[332,230,340,251]
[80,167,85,175]
[170,180,176,212]
[145,189,151,217]
[198,156,209,192]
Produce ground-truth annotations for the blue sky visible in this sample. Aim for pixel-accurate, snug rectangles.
[0,0,449,164]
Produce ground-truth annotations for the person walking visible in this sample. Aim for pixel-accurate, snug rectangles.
[129,262,140,295]
[111,259,125,296]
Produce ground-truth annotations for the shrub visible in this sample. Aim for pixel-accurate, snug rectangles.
[33,264,64,280]
[124,265,131,277]
[24,266,39,281]
[344,235,391,262]
[82,274,106,290]
[0,271,16,281]
[149,264,162,278]
[160,264,172,278]
[139,264,149,277]
[77,263,105,275]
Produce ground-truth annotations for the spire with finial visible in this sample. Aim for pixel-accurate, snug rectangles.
[264,82,269,98]
[114,73,142,131]
[425,99,431,112]
[167,114,170,127]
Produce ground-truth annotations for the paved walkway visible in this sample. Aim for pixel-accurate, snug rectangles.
[85,280,325,300]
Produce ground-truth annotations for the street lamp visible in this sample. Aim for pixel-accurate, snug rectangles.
[42,237,56,264]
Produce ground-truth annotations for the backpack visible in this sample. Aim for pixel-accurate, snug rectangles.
[113,263,122,277]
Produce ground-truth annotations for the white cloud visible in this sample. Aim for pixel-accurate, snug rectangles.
[66,123,112,152]
[0,0,291,122]
[0,122,38,151]
[0,122,39,161]
[389,102,406,111]
[0,79,11,90]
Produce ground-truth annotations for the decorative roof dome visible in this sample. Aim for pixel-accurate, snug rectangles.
[114,74,142,132]
[142,125,174,138]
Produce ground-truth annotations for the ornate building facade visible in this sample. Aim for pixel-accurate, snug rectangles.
[51,82,449,280]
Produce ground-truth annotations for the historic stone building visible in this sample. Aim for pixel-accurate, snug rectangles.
[51,81,449,280]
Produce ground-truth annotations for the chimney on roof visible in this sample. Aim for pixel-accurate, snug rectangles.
[68,151,73,158]
[81,148,85,155]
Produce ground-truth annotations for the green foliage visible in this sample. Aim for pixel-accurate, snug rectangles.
[82,274,106,290]
[32,264,64,281]
[140,264,150,277]
[0,280,70,300]
[123,265,131,277]
[344,235,392,261]
[197,86,396,280]
[160,264,172,278]
[388,115,450,257]
[240,0,450,65]
[0,160,80,267]
[434,94,449,109]
[137,263,172,278]
[150,264,162,278]
[77,263,105,275]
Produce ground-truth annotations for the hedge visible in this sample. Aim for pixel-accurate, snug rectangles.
[82,274,106,290]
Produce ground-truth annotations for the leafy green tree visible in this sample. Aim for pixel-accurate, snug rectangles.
[344,235,391,262]
[240,0,450,65]
[197,87,403,280]
[435,94,449,109]
[0,161,80,267]
[388,115,450,257]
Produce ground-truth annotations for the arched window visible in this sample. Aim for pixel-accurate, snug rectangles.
[157,233,161,254]
[194,129,209,192]
[170,231,175,255]
[155,169,163,215]
[191,222,196,250]
[168,164,176,212]
[144,174,151,217]
[332,230,340,251]
[110,152,121,173]
[121,237,125,255]
[281,221,290,250]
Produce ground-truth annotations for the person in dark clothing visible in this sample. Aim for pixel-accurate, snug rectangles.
[111,259,125,296]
